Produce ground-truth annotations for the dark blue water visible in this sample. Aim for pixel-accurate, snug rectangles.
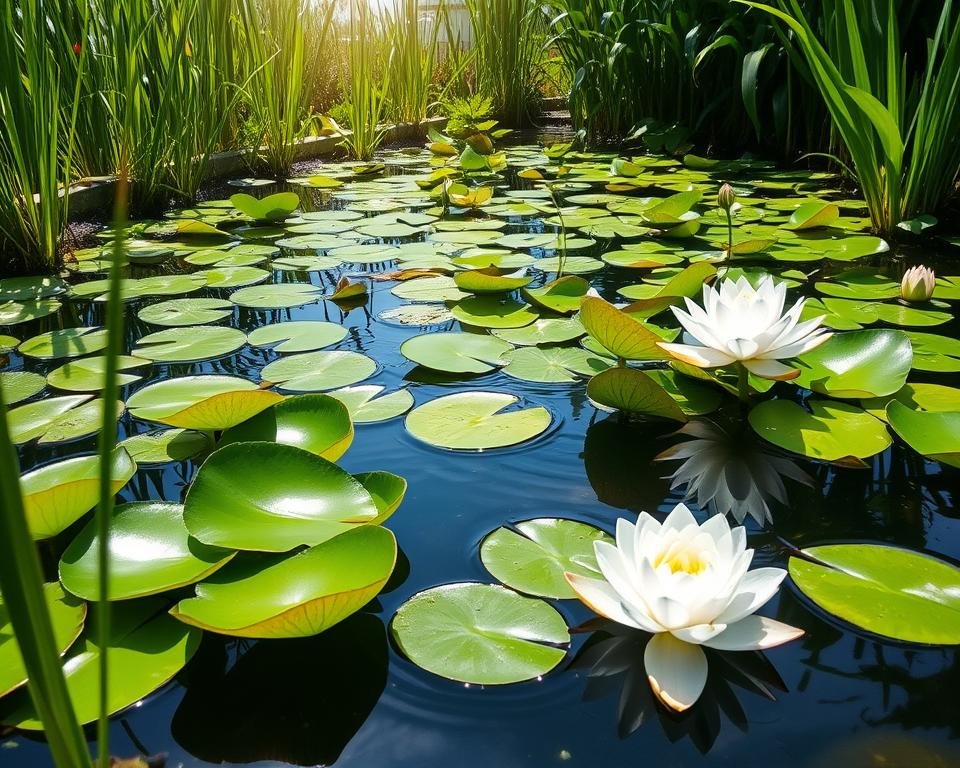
[3,142,960,768]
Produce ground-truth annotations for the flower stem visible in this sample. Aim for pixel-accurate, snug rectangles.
[725,209,734,259]
[737,364,750,406]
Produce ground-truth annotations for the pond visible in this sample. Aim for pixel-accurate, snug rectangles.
[2,132,960,767]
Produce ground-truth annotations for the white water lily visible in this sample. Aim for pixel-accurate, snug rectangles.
[565,502,802,712]
[657,275,832,381]
[900,265,935,302]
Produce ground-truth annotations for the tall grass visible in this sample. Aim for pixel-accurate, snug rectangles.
[465,0,546,126]
[750,0,960,233]
[387,0,444,124]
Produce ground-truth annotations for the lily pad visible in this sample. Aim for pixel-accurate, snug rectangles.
[134,326,246,363]
[905,332,960,372]
[231,192,300,222]
[354,471,407,524]
[6,394,123,445]
[46,355,150,392]
[522,276,592,315]
[886,401,960,468]
[0,275,67,301]
[184,442,377,552]
[138,298,234,327]
[261,350,377,392]
[0,371,45,404]
[492,317,585,346]
[451,297,538,329]
[220,394,354,461]
[480,519,611,599]
[784,200,839,230]
[400,332,511,373]
[587,367,688,420]
[579,298,670,361]
[501,346,610,383]
[60,502,235,600]
[247,321,347,353]
[391,582,569,684]
[21,449,137,539]
[18,327,108,359]
[392,276,468,303]
[749,399,891,463]
[119,429,213,464]
[0,299,61,325]
[171,525,396,638]
[794,330,912,398]
[454,268,532,294]
[329,386,415,423]
[789,544,960,644]
[405,391,551,450]
[230,283,323,309]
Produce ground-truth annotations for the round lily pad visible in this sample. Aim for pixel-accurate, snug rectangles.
[184,442,378,552]
[6,395,124,445]
[19,327,108,359]
[789,544,960,644]
[198,266,271,289]
[523,276,593,315]
[171,525,396,638]
[906,332,960,372]
[405,391,552,450]
[480,518,612,598]
[0,299,61,324]
[0,275,67,301]
[329,386,415,423]
[794,329,913,398]
[119,429,213,464]
[261,350,377,392]
[451,297,538,329]
[391,582,569,684]
[400,332,512,373]
[134,326,246,363]
[59,502,235,600]
[46,355,150,392]
[138,298,234,327]
[501,346,610,383]
[492,317,585,346]
[230,283,323,309]
[247,321,347,353]
[391,276,468,303]
[0,371,45,404]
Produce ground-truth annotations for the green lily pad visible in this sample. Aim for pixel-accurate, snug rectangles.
[579,298,670,361]
[272,255,343,271]
[0,275,67,301]
[886,401,960,468]
[0,334,18,352]
[220,394,354,461]
[535,256,604,274]
[391,583,569,685]
[231,192,300,222]
[230,283,323,309]
[184,442,377,552]
[905,332,960,372]
[602,249,682,269]
[643,369,724,415]
[198,266,271,289]
[0,371,45,404]
[874,303,952,327]
[247,321,347,353]
[138,298,234,327]
[480,518,611,599]
[794,330,912,398]
[789,544,960,644]
[119,429,213,464]
[784,200,839,230]
[60,502,235,600]
[21,449,137,539]
[451,297,539,329]
[46,355,150,392]
[0,299,61,324]
[586,367,688,420]
[4,600,201,730]
[18,327,108,359]
[400,332,511,373]
[329,386,415,423]
[522,276,592,315]
[127,375,283,430]
[406,391,551,450]
[392,276,468,303]
[491,317,585,346]
[862,383,960,420]
[261,350,377,392]
[6,394,123,445]
[454,268,532,294]
[354,471,407,524]
[133,326,246,363]
[815,271,899,300]
[501,346,610,383]
[171,525,396,638]
[0,583,86,698]
[749,399,891,464]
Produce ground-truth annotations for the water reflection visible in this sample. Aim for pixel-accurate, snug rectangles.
[172,612,387,766]
[656,418,814,525]
[572,622,787,754]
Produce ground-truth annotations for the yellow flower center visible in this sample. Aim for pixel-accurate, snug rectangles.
[653,542,709,575]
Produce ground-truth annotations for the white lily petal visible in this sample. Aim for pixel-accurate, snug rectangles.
[714,567,787,625]
[644,633,709,712]
[741,357,800,381]
[701,614,804,651]
[671,623,728,644]
[564,572,658,632]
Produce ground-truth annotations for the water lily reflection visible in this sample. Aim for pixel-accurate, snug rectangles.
[573,623,787,753]
[565,503,802,711]
[655,419,814,525]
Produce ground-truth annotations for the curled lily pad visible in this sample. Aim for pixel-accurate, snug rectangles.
[454,268,532,294]
[886,401,960,468]
[405,391,551,450]
[261,350,377,392]
[400,332,511,373]
[18,327,108,359]
[119,429,213,465]
[587,367,688,421]
[794,330,913,398]
[4,600,201,730]
[220,394,354,461]
[21,449,136,540]
[749,399,891,464]
[481,519,611,599]
[0,371,45,404]
[171,525,397,638]
[354,471,407,525]
[0,583,86,698]
[784,200,839,230]
[501,346,610,383]
[329,386,415,423]
[184,442,377,552]
[127,375,283,430]
[522,276,592,315]
[579,298,670,361]
[59,502,235,600]
[247,321,347,353]
[391,583,569,685]
[46,355,150,392]
[789,544,960,644]
[138,298,234,327]
[134,326,246,363]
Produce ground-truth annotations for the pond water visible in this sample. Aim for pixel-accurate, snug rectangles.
[2,134,960,767]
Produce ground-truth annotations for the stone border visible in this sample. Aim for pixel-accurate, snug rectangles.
[66,116,448,221]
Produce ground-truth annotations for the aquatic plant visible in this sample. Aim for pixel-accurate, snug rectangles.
[900,265,936,303]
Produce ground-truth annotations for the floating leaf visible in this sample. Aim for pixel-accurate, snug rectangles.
[6,394,123,445]
[0,275,67,301]
[261,350,376,392]
[119,429,212,465]
[46,355,150,392]
[454,268,532,294]
[501,346,610,383]
[400,332,511,373]
[184,442,377,552]
[789,544,960,644]
[329,386,415,423]
[138,298,234,327]
[405,391,551,450]
[587,367,688,420]
[247,321,347,353]
[905,332,960,372]
[391,583,569,684]
[481,519,611,598]
[230,283,323,309]
[794,330,912,398]
[60,502,235,600]
[171,526,396,638]
[0,298,61,324]
[579,298,670,360]
[231,192,300,222]
[0,371,45,404]
[451,296,539,329]
[391,276,468,303]
[18,327,108,359]
[491,317,585,346]
[21,449,136,540]
[522,276,592,315]
[220,394,354,460]
[886,401,960,468]
[134,326,246,363]
[784,200,839,230]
